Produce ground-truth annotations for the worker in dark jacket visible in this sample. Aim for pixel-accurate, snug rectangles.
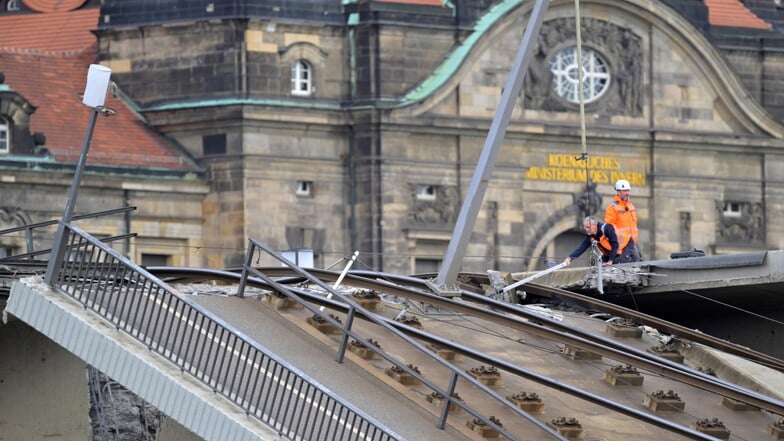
[563,216,620,266]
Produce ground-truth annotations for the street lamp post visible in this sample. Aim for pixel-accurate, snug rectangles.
[45,64,112,286]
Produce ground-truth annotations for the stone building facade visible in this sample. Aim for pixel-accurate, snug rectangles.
[3,0,784,274]
[0,33,207,269]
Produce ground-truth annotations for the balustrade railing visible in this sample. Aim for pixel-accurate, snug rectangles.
[48,223,400,441]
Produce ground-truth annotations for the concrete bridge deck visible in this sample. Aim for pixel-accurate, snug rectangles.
[3,276,464,441]
[187,293,469,441]
[511,250,784,299]
[4,251,784,441]
[508,250,784,359]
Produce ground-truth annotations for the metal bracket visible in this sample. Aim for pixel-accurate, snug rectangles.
[591,242,604,294]
[425,278,462,297]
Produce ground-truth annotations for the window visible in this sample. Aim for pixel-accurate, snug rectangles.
[415,258,441,274]
[291,60,312,96]
[141,253,171,266]
[549,46,610,104]
[723,202,741,217]
[6,0,20,12]
[416,185,436,201]
[0,245,14,258]
[296,180,312,197]
[282,249,314,268]
[0,116,8,153]
[202,133,226,155]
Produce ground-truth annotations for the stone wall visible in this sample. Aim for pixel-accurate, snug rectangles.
[94,0,784,274]
[0,318,91,440]
[0,168,207,267]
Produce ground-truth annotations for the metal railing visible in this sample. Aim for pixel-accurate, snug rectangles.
[0,206,135,259]
[238,238,571,441]
[48,223,400,441]
[1,233,135,262]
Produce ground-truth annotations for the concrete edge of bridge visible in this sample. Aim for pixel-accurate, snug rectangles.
[680,340,784,403]
[6,276,284,441]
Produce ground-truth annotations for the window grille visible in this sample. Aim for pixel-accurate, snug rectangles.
[549,46,610,104]
[0,117,9,153]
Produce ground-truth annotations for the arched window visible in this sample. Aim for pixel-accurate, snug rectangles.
[291,60,312,96]
[549,46,610,104]
[0,116,9,154]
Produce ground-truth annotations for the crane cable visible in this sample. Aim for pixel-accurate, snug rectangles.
[574,0,590,187]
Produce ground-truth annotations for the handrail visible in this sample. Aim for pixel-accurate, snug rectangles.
[0,233,136,261]
[0,206,136,236]
[49,223,400,441]
[238,238,571,441]
[0,206,136,256]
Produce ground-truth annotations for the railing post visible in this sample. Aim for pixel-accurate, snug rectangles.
[237,241,255,298]
[335,306,357,363]
[438,372,459,429]
[45,221,70,285]
[24,226,33,255]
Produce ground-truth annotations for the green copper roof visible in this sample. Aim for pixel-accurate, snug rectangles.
[403,0,522,103]
[145,97,343,112]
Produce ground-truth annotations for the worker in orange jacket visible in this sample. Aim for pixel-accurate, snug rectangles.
[563,216,620,266]
[605,179,642,263]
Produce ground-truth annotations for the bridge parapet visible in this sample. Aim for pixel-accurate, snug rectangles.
[7,223,401,441]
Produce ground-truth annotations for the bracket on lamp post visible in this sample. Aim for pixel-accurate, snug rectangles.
[45,65,112,286]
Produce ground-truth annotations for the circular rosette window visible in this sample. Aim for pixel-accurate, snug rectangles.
[549,46,611,104]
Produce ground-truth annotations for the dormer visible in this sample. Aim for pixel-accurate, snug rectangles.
[0,72,39,156]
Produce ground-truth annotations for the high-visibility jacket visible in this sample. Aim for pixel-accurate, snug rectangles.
[596,223,619,258]
[568,222,619,261]
[604,195,639,252]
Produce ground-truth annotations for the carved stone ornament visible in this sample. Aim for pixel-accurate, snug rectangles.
[0,207,33,254]
[574,181,603,217]
[523,18,643,116]
[0,206,32,229]
[408,184,457,224]
[715,201,764,242]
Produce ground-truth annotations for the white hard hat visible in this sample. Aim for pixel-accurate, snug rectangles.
[614,179,631,191]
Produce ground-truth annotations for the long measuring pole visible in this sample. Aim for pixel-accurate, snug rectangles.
[502,262,567,293]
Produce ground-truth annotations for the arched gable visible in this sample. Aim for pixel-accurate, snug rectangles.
[393,0,784,138]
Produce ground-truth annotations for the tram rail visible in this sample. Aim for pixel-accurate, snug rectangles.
[359,270,784,373]
[150,266,784,418]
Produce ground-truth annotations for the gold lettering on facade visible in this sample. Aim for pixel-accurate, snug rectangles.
[610,171,646,187]
[547,154,620,170]
[526,154,646,186]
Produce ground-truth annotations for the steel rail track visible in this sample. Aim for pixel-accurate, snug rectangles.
[517,282,784,369]
[222,267,784,373]
[429,271,784,373]
[338,269,784,373]
[146,267,732,440]
[150,266,784,418]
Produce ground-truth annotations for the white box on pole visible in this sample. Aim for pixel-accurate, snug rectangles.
[82,64,112,108]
